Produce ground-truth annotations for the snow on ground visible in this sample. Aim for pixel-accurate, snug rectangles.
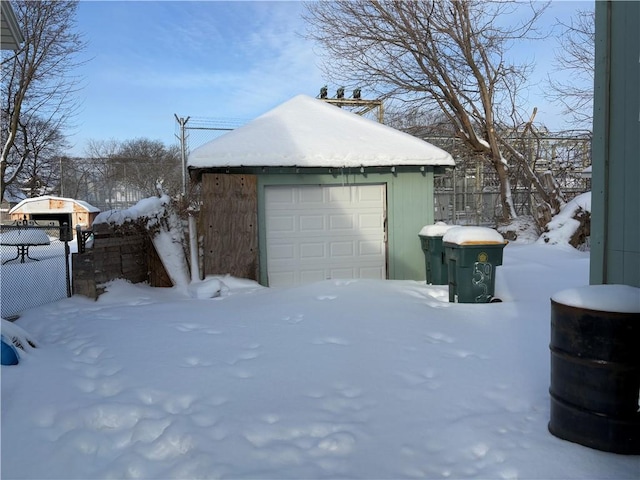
[2,243,639,479]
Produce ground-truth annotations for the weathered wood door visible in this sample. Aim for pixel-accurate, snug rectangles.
[201,174,258,280]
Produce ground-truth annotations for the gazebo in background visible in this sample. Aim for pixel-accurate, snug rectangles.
[9,196,100,236]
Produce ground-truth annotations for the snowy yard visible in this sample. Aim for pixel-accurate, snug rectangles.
[2,241,638,479]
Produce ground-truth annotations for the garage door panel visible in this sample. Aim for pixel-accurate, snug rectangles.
[269,215,296,233]
[358,186,384,202]
[266,185,386,287]
[328,267,356,279]
[359,213,383,229]
[328,187,352,203]
[329,214,356,231]
[360,266,385,279]
[359,240,384,256]
[269,243,295,260]
[269,271,296,286]
[300,242,326,258]
[299,214,325,231]
[268,187,296,204]
[299,188,324,204]
[330,241,354,257]
[300,270,326,283]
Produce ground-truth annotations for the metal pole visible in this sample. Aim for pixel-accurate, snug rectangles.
[174,114,190,197]
[63,223,71,297]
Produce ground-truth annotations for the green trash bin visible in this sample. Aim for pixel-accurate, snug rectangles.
[443,226,507,303]
[418,223,455,285]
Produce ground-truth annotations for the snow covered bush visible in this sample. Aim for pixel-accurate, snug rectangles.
[497,216,541,243]
[537,192,591,251]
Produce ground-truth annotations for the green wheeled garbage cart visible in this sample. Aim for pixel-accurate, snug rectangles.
[443,226,507,303]
[418,223,455,285]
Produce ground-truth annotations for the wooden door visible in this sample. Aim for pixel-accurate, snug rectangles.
[201,174,258,280]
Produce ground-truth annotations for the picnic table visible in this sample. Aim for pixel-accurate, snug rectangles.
[0,228,51,264]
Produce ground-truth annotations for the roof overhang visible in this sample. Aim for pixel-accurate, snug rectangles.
[1,1,24,51]
[189,164,452,183]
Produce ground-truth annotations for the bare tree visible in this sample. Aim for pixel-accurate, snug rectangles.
[67,138,182,210]
[116,138,182,198]
[547,9,595,130]
[1,0,86,201]
[14,116,67,198]
[304,0,566,225]
[83,139,124,210]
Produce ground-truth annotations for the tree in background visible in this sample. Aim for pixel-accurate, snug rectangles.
[14,117,68,198]
[1,0,86,201]
[304,0,569,227]
[61,138,181,211]
[548,9,595,130]
[116,138,182,198]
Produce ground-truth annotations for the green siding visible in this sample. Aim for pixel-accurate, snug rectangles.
[386,170,435,280]
[255,169,436,285]
[590,1,640,287]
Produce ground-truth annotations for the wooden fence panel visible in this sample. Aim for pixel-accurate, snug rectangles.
[201,174,258,280]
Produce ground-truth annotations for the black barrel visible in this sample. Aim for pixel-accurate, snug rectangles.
[549,298,640,454]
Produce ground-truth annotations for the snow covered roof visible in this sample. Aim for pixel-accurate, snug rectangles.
[188,95,455,169]
[9,195,100,214]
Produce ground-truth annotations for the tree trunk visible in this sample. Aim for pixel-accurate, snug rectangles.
[493,155,517,222]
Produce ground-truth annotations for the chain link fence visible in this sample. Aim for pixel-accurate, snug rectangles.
[427,133,592,226]
[433,168,591,226]
[0,221,71,319]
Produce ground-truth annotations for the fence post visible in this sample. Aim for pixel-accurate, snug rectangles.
[76,224,84,253]
[63,223,71,297]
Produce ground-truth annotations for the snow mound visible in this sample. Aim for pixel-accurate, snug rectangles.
[443,226,505,245]
[419,222,455,237]
[187,278,222,299]
[552,284,640,313]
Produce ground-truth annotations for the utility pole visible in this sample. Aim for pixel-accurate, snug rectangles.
[318,87,384,123]
[174,114,190,196]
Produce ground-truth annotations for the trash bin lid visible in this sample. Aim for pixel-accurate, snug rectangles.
[419,222,455,238]
[442,226,506,245]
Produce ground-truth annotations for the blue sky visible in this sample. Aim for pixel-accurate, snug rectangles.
[69,0,593,157]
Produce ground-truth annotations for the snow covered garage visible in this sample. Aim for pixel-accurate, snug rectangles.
[188,95,454,287]
[9,195,100,235]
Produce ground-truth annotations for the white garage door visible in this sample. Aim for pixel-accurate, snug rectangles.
[265,185,387,287]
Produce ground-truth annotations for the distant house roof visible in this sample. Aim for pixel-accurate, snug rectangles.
[1,2,24,51]
[9,196,100,214]
[188,94,455,169]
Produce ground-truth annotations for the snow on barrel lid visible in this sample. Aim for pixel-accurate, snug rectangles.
[419,222,456,237]
[442,226,505,245]
[552,284,640,313]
